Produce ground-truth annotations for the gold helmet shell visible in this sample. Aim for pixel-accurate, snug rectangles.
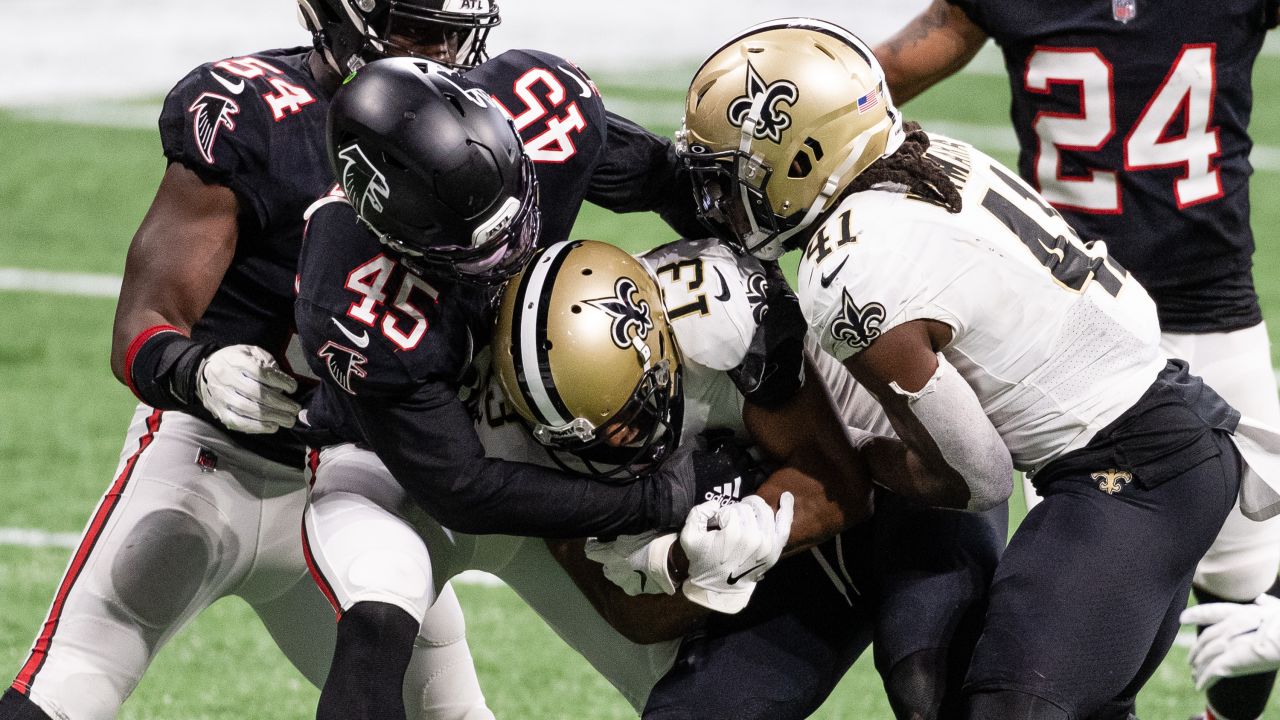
[492,240,683,478]
[678,17,905,260]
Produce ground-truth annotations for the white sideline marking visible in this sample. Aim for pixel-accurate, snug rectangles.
[0,526,503,587]
[0,527,81,549]
[0,268,121,297]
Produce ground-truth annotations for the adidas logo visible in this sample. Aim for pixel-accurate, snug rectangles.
[704,477,743,507]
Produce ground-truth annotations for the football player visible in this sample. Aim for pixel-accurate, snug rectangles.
[871,3,1280,717]
[676,18,1280,719]
[0,4,504,720]
[304,237,1006,718]
[293,56,743,719]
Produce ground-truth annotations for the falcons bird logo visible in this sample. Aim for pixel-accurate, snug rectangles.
[188,92,240,164]
[336,144,390,219]
[317,341,369,395]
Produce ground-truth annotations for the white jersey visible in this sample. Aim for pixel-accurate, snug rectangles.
[797,135,1167,473]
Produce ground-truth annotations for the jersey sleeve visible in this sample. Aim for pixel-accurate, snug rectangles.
[587,111,705,240]
[944,0,990,32]
[799,197,959,363]
[331,378,687,538]
[643,239,805,409]
[158,59,273,226]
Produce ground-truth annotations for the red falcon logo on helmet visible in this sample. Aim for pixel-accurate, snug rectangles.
[189,92,240,164]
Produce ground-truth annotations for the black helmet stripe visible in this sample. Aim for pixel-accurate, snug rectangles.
[512,240,580,427]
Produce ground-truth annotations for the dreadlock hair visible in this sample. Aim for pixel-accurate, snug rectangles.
[846,121,963,214]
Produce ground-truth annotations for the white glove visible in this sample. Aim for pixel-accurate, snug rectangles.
[680,493,793,614]
[1180,594,1280,690]
[583,532,679,595]
[196,345,301,434]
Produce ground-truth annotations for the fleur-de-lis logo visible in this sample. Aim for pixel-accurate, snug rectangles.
[337,143,390,218]
[1092,469,1133,495]
[726,61,799,145]
[745,271,769,324]
[585,277,654,353]
[830,289,885,352]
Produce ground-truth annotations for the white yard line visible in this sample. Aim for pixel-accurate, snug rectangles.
[0,268,121,297]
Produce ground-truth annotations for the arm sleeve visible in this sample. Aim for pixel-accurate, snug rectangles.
[728,263,807,410]
[345,380,688,537]
[586,111,706,239]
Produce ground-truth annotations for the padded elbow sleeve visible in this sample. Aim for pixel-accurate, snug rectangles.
[890,353,1013,511]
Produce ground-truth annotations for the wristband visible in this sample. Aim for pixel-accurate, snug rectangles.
[125,325,216,410]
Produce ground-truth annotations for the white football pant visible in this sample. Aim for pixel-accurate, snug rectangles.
[10,404,490,720]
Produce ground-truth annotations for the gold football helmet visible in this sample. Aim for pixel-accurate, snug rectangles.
[492,240,683,479]
[678,18,906,260]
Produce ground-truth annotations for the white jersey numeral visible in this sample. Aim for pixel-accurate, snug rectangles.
[343,254,439,351]
[1026,49,1118,212]
[493,68,586,164]
[1123,45,1221,207]
[1025,44,1221,212]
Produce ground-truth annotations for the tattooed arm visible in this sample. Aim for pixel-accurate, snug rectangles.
[873,0,989,105]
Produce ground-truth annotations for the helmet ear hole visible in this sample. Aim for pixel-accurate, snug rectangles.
[789,151,812,179]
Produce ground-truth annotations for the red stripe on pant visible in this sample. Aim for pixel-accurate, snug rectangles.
[301,447,343,619]
[12,409,164,694]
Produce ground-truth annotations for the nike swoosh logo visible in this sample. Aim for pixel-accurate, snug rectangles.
[209,71,245,95]
[557,65,594,99]
[332,317,370,348]
[820,257,849,288]
[726,562,767,586]
[713,267,731,302]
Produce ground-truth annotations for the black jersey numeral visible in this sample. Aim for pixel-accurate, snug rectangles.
[655,258,710,319]
[982,164,1126,297]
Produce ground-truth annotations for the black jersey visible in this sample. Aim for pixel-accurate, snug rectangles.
[947,0,1278,332]
[295,49,697,537]
[158,46,332,463]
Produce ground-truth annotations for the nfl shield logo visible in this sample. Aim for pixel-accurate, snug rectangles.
[1113,0,1136,22]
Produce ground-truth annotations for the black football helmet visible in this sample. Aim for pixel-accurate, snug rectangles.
[327,57,539,285]
[298,0,500,74]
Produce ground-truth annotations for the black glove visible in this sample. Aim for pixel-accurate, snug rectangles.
[690,430,772,507]
[728,261,807,411]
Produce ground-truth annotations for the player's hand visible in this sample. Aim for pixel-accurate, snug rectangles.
[197,345,301,434]
[680,492,793,614]
[1181,594,1280,690]
[584,532,679,595]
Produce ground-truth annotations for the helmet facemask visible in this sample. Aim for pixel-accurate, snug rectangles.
[300,0,500,74]
[384,156,541,287]
[537,358,684,481]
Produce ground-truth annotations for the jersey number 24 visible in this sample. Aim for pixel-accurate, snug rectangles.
[1026,44,1221,212]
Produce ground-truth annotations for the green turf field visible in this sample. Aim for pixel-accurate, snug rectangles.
[2,57,1280,718]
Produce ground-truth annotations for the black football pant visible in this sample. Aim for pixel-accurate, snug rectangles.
[643,491,1007,720]
[963,360,1242,719]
